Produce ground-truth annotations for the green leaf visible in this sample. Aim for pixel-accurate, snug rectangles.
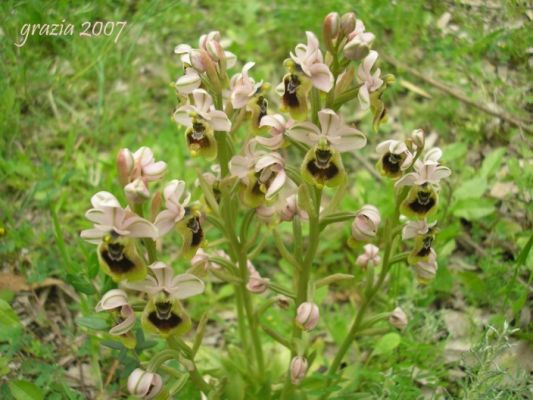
[9,380,44,400]
[0,299,22,341]
[76,315,109,330]
[453,177,487,201]
[452,198,495,220]
[480,148,505,179]
[66,273,95,295]
[373,332,401,356]
[442,143,468,162]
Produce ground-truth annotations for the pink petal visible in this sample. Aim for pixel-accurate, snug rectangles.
[109,305,135,335]
[125,217,158,239]
[192,89,213,113]
[154,209,179,237]
[395,173,418,188]
[169,273,205,299]
[358,85,370,109]
[95,289,129,311]
[231,87,253,109]
[318,109,341,137]
[80,228,105,244]
[256,134,284,150]
[328,126,367,152]
[229,155,253,179]
[255,153,284,172]
[287,122,321,146]
[91,191,121,209]
[207,110,231,131]
[173,105,195,127]
[143,161,167,181]
[308,63,333,92]
[175,70,201,94]
[265,170,286,200]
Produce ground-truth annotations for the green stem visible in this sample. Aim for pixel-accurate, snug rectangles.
[326,193,404,381]
[166,338,211,394]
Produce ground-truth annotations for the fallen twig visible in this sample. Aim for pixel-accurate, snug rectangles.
[382,54,533,135]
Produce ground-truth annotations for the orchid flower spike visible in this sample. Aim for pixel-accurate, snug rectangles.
[229,140,287,208]
[358,50,383,110]
[287,109,366,188]
[356,244,381,269]
[173,89,232,160]
[126,262,204,337]
[80,192,158,282]
[95,289,137,349]
[127,368,164,399]
[257,114,293,150]
[376,140,414,179]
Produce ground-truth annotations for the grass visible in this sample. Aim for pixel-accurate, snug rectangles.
[0,0,532,398]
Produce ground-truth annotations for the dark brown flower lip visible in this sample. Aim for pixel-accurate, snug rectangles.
[148,311,182,331]
[101,246,136,274]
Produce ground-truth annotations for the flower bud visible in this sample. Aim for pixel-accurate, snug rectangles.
[323,12,340,52]
[290,356,308,385]
[356,244,381,269]
[280,194,308,222]
[389,307,408,330]
[276,295,291,310]
[351,205,381,241]
[343,31,375,61]
[246,261,269,294]
[295,302,319,331]
[411,129,425,149]
[189,49,205,72]
[127,368,163,399]
[125,178,150,204]
[117,148,134,186]
[340,12,356,36]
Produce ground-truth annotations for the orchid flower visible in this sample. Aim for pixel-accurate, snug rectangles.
[287,109,366,152]
[95,289,136,348]
[395,147,451,188]
[358,50,383,110]
[343,19,375,61]
[198,30,237,69]
[230,62,262,109]
[397,148,451,219]
[175,67,201,94]
[402,220,437,240]
[389,307,408,330]
[154,180,191,237]
[287,109,366,187]
[116,147,167,203]
[413,249,438,284]
[229,140,287,208]
[376,140,414,178]
[290,31,334,92]
[257,114,292,150]
[173,89,231,159]
[80,192,158,244]
[126,262,204,337]
[279,193,309,222]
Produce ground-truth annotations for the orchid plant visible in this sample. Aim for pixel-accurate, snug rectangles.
[80,11,451,399]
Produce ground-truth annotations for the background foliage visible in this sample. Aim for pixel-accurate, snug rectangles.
[0,0,532,398]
